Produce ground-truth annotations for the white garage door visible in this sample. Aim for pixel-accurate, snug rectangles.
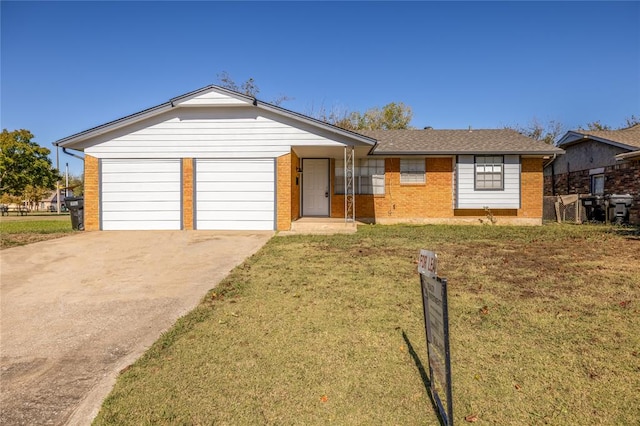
[196,159,275,230]
[101,159,182,230]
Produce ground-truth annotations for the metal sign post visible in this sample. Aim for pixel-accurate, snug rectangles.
[418,249,454,426]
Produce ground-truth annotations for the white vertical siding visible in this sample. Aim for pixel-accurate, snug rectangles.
[456,155,521,209]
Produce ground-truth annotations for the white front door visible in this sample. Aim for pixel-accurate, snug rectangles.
[302,159,329,216]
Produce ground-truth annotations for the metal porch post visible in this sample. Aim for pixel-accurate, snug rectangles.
[344,146,355,223]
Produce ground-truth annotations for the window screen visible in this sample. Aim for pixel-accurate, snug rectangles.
[335,159,385,195]
[400,159,426,184]
[592,174,604,195]
[475,156,503,190]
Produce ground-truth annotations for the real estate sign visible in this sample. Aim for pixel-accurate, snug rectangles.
[418,249,454,426]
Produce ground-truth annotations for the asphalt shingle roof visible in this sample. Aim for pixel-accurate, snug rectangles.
[360,129,564,155]
[564,124,640,149]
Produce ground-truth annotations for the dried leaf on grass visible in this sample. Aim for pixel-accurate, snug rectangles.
[465,414,479,422]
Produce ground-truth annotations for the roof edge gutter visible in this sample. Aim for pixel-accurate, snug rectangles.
[543,153,558,169]
[615,150,640,161]
[368,151,564,156]
[53,102,174,147]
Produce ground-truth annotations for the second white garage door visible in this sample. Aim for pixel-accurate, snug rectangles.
[195,159,275,230]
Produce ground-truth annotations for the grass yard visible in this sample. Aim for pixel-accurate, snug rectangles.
[94,224,640,425]
[0,217,74,249]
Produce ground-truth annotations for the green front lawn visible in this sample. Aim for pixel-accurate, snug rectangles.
[0,219,74,249]
[94,224,640,425]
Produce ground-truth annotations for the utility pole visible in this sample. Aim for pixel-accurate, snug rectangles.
[56,146,61,214]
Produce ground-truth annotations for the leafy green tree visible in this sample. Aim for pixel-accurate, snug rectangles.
[68,174,84,196]
[0,129,61,196]
[23,184,51,210]
[322,103,414,131]
[376,102,414,130]
[0,193,21,206]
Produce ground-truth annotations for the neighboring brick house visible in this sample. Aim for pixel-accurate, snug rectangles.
[544,125,640,224]
[54,85,561,231]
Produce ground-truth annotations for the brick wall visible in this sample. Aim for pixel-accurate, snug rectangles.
[425,157,456,217]
[83,155,100,231]
[328,156,543,224]
[330,157,455,221]
[544,170,590,195]
[519,157,544,218]
[544,159,640,224]
[182,158,193,230]
[276,153,292,231]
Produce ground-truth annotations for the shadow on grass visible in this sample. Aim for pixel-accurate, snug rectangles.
[610,225,640,240]
[402,330,445,425]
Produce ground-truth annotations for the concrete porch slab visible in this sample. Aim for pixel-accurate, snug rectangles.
[280,218,359,235]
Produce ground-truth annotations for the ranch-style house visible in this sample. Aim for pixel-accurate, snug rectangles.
[54,85,563,231]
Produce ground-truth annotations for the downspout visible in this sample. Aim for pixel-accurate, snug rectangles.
[543,154,558,196]
[54,144,85,211]
[551,161,556,196]
[62,147,85,161]
[61,147,85,204]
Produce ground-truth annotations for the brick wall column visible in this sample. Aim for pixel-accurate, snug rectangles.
[277,154,292,231]
[519,158,543,218]
[182,158,194,230]
[83,155,100,231]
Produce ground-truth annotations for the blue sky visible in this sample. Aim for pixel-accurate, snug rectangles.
[2,1,639,175]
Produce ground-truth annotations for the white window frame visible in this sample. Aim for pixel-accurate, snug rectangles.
[400,159,426,184]
[335,159,385,195]
[475,156,504,190]
[591,174,605,195]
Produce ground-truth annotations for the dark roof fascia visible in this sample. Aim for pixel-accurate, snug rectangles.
[556,131,583,146]
[54,101,174,147]
[615,150,640,161]
[557,131,637,151]
[54,85,254,147]
[369,149,564,156]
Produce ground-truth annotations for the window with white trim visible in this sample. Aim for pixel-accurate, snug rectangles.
[400,159,426,184]
[591,174,604,195]
[475,156,504,190]
[335,159,385,195]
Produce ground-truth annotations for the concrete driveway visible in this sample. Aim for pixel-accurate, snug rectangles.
[0,230,272,425]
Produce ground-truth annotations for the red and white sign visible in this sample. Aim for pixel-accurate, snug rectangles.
[418,249,437,277]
